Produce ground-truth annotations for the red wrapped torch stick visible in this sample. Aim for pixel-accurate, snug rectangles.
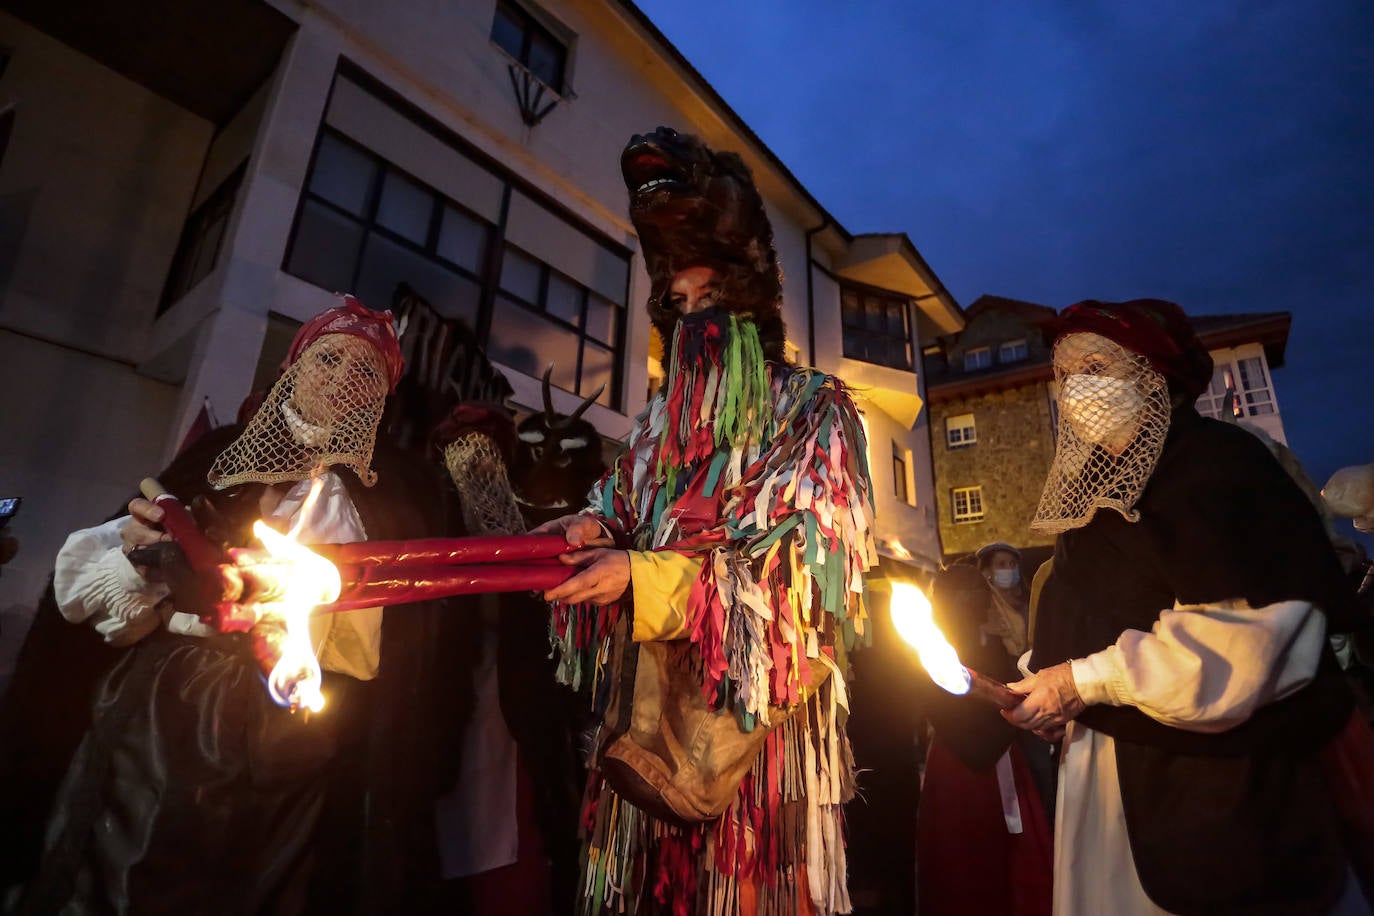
[321,560,577,612]
[219,536,583,613]
[965,670,1023,710]
[138,478,247,628]
[136,477,594,712]
[314,534,577,568]
[139,478,221,575]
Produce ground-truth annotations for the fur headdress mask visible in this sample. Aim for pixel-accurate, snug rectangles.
[620,126,786,361]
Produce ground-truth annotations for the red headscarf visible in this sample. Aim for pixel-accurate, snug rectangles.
[284,294,405,392]
[1052,298,1213,399]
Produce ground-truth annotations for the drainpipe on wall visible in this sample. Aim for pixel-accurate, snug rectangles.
[804,217,830,367]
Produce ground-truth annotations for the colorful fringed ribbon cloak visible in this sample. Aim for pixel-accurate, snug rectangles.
[550,314,877,915]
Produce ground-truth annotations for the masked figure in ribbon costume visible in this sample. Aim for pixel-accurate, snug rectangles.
[536,127,876,915]
[8,296,453,915]
[1004,299,1369,915]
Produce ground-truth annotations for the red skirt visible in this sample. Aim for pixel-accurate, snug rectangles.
[1322,710,1374,903]
[917,736,1053,916]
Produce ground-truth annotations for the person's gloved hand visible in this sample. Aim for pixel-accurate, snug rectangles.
[126,541,208,618]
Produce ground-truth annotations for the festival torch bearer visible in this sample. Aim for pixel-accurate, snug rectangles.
[888,581,1022,709]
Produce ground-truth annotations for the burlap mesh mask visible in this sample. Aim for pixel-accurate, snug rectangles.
[209,334,391,489]
[1031,332,1172,535]
[444,433,526,536]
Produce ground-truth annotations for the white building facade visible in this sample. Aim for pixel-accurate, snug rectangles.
[0,0,962,679]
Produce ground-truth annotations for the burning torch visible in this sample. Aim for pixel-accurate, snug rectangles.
[888,581,1022,709]
[131,475,585,711]
[133,478,337,710]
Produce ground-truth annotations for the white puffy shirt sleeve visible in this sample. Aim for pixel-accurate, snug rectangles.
[53,517,168,647]
[1070,598,1326,733]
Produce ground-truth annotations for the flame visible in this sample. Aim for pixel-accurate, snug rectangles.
[247,479,340,713]
[888,581,971,696]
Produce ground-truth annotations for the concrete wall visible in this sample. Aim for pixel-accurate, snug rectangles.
[931,383,1057,558]
[149,0,923,447]
[0,11,212,361]
[0,13,213,683]
[232,0,826,427]
[908,331,941,563]
[0,330,180,689]
[149,25,342,458]
[806,260,938,567]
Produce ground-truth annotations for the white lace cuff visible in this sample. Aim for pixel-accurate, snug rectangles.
[54,519,169,645]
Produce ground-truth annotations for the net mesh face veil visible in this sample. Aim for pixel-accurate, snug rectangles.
[209,334,392,489]
[1031,331,1172,535]
[444,432,527,536]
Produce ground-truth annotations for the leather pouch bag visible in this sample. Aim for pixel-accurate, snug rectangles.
[598,636,831,825]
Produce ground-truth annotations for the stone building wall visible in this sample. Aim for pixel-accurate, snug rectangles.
[931,382,1057,558]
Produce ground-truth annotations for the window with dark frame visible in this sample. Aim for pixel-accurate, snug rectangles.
[946,413,976,448]
[1236,356,1275,416]
[285,131,488,333]
[998,338,1027,363]
[491,0,568,92]
[892,441,910,504]
[283,128,627,409]
[159,161,247,315]
[839,283,914,371]
[963,346,992,371]
[488,241,621,405]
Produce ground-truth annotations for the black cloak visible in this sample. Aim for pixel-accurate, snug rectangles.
[1031,408,1359,915]
[0,425,474,915]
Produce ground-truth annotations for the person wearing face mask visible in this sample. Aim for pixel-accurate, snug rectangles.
[1002,299,1370,915]
[974,542,1059,829]
[984,547,1023,591]
[977,542,1030,661]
